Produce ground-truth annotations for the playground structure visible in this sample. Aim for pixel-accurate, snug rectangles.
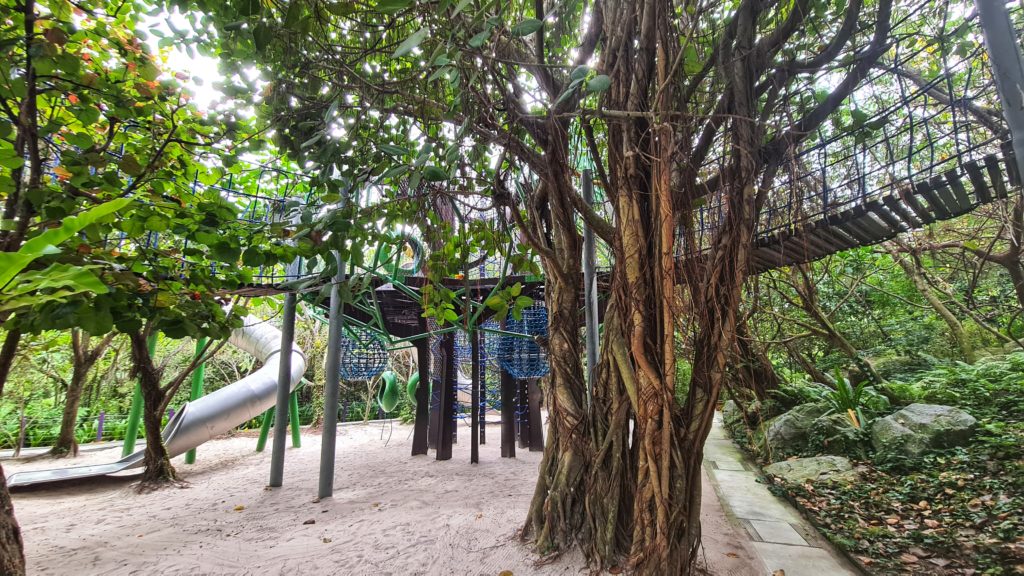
[7,1,1024,507]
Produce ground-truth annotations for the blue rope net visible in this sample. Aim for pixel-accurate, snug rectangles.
[338,326,388,381]
[495,306,550,380]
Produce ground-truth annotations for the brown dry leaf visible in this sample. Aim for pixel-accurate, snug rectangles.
[924,519,940,528]
[908,547,930,558]
[885,517,901,525]
[322,537,332,544]
[609,567,623,575]
[856,556,875,565]
[918,500,930,509]
[927,558,952,567]
[725,552,739,558]
[899,553,919,564]
[498,571,514,576]
[967,498,983,512]
[233,505,245,511]
[772,570,786,576]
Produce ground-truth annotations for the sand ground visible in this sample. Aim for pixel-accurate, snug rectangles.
[6,421,761,575]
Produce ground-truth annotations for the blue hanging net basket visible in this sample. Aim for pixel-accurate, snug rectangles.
[454,329,479,376]
[481,319,503,369]
[338,327,388,381]
[495,306,550,379]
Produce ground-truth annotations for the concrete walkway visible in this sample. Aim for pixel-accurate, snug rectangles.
[703,413,860,576]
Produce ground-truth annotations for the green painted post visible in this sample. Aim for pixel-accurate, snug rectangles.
[255,408,274,452]
[122,334,158,456]
[185,337,208,464]
[289,390,301,448]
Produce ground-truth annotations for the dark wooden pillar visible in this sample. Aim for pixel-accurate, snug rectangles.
[437,331,456,461]
[427,341,441,450]
[528,378,544,451]
[411,332,431,456]
[517,378,530,449]
[470,330,480,464]
[499,369,516,458]
[479,336,486,445]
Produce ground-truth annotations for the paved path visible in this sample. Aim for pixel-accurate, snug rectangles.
[703,413,860,576]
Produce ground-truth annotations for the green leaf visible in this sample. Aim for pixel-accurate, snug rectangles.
[452,0,472,16]
[443,308,459,322]
[570,65,590,81]
[393,28,428,58]
[139,62,160,82]
[285,2,304,26]
[683,44,702,74]
[211,242,242,263]
[0,198,131,288]
[511,18,543,37]
[66,132,94,149]
[381,165,410,180]
[484,295,505,310]
[468,30,491,48]
[509,282,522,297]
[553,78,582,107]
[423,165,448,181]
[253,22,273,53]
[236,0,261,17]
[379,144,411,156]
[377,0,413,13]
[586,75,611,93]
[325,3,356,16]
[118,153,144,176]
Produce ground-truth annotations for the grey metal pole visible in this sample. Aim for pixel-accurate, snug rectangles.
[582,169,599,407]
[269,263,299,488]
[318,252,345,498]
[976,0,1024,180]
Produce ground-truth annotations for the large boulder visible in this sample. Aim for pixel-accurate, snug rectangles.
[871,403,977,458]
[758,402,831,456]
[764,455,860,484]
[810,413,868,458]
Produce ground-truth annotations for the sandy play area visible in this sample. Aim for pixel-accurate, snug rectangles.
[5,421,761,575]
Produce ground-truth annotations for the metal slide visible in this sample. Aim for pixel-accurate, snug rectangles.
[7,316,307,488]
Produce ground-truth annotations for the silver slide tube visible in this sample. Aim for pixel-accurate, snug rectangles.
[7,316,307,488]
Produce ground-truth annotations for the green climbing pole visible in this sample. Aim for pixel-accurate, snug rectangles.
[122,333,157,457]
[185,337,208,464]
[256,388,302,452]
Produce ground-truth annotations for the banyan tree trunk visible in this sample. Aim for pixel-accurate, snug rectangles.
[732,320,781,401]
[128,332,178,485]
[521,144,591,556]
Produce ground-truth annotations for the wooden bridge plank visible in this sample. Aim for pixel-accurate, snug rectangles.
[867,200,905,232]
[831,209,874,245]
[795,226,836,257]
[965,160,993,204]
[943,169,974,214]
[1001,141,1020,187]
[882,194,922,228]
[752,243,789,269]
[813,218,861,251]
[900,184,937,224]
[779,230,824,263]
[915,180,953,220]
[851,211,893,241]
[985,154,1009,200]
[930,175,963,216]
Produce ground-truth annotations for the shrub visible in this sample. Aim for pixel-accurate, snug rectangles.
[908,352,1024,422]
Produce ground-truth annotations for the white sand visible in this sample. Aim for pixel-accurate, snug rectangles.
[6,422,761,575]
